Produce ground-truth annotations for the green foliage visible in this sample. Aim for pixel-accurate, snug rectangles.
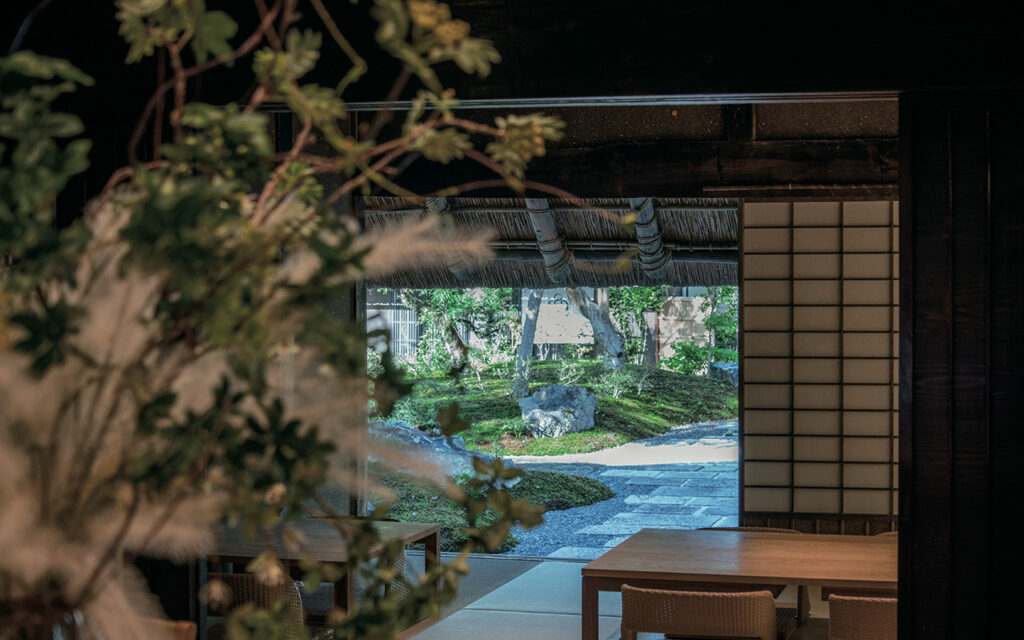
[702,285,738,350]
[398,288,518,376]
[8,301,83,376]
[662,341,737,376]
[0,52,93,293]
[485,113,564,181]
[609,286,664,364]
[506,470,614,511]
[661,286,739,376]
[1,1,569,636]
[413,127,473,163]
[373,468,611,552]
[596,367,632,399]
[395,360,737,456]
[556,357,586,385]
[116,0,237,64]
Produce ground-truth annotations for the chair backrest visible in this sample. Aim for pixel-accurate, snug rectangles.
[620,585,776,640]
[208,573,306,640]
[828,594,897,640]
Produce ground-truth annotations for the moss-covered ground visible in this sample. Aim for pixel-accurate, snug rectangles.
[371,468,614,553]
[389,360,738,456]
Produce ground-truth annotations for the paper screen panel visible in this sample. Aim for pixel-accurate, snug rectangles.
[741,201,897,521]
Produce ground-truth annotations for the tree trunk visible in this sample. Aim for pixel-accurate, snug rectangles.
[703,289,718,376]
[641,311,657,366]
[444,321,468,370]
[567,287,625,368]
[513,289,542,397]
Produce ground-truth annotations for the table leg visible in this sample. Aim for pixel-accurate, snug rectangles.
[797,585,810,625]
[422,531,441,591]
[581,576,599,640]
[333,565,355,640]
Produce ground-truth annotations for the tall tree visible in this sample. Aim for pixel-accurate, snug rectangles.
[567,287,625,368]
[513,289,542,397]
[609,286,664,364]
[400,288,516,374]
[700,285,739,376]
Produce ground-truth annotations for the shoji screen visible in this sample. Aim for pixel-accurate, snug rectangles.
[741,202,898,533]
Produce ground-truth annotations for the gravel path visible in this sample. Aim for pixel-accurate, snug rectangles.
[500,419,739,559]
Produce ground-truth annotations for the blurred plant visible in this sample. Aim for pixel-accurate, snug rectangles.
[0,1,561,637]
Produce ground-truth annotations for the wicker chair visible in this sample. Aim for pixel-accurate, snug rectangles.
[821,531,897,600]
[827,594,897,640]
[298,548,412,618]
[698,526,809,624]
[207,573,331,640]
[621,586,789,640]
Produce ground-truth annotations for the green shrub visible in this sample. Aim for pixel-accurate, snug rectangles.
[372,468,613,553]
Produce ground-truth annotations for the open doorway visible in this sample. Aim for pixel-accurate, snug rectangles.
[361,196,741,563]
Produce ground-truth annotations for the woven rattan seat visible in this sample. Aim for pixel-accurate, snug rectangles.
[621,585,796,640]
[821,531,898,600]
[298,547,412,616]
[207,573,331,640]
[828,594,897,640]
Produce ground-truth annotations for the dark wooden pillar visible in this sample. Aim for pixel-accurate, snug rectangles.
[900,91,1024,639]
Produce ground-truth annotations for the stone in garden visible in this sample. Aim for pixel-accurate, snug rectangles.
[368,419,518,487]
[518,384,597,438]
[710,361,739,386]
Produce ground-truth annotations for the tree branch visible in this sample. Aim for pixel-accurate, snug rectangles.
[128,0,284,163]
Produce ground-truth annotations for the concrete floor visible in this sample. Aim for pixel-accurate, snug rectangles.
[410,557,832,640]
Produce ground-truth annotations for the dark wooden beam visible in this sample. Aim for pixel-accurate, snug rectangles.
[490,248,735,264]
[394,138,898,198]
[901,90,1024,639]
[723,105,756,141]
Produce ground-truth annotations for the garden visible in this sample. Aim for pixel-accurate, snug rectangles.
[368,285,740,551]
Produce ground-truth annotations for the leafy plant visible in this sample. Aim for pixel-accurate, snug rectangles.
[661,286,738,377]
[609,286,664,364]
[556,357,587,386]
[0,2,566,637]
[662,341,737,376]
[596,367,633,399]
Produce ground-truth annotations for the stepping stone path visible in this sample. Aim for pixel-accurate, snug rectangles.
[504,419,739,560]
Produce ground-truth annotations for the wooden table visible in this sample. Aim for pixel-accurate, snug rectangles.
[212,518,440,636]
[581,528,897,640]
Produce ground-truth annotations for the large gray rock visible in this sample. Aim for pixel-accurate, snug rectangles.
[518,384,597,438]
[369,419,517,487]
[710,361,739,386]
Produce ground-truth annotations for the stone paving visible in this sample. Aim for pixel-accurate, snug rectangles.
[504,419,739,560]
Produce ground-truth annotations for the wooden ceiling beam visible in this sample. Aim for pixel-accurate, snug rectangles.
[490,248,736,264]
[392,138,898,198]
